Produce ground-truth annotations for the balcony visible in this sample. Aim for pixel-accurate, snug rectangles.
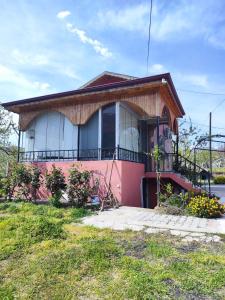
[19,147,147,165]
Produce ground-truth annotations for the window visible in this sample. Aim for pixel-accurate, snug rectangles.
[119,104,139,152]
[79,111,99,159]
[22,112,78,153]
[102,104,115,150]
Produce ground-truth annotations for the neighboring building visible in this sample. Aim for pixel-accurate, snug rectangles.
[3,71,196,208]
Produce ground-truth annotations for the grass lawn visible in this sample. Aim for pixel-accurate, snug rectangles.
[0,202,225,300]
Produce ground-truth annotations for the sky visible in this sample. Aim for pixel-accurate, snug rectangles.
[1,0,225,138]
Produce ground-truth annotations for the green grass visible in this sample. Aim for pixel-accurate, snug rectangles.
[0,202,225,299]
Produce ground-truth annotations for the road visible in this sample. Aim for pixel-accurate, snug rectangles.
[210,185,225,203]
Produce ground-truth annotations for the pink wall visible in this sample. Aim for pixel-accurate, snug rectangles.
[120,161,145,207]
[32,160,145,207]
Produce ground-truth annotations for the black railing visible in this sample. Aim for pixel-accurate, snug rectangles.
[174,154,211,192]
[19,150,79,162]
[19,147,146,164]
[148,153,210,192]
[117,147,146,164]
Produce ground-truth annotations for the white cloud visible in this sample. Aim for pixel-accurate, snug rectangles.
[66,23,112,58]
[95,1,225,49]
[176,73,209,88]
[57,10,71,19]
[11,49,81,82]
[97,2,198,40]
[61,68,80,80]
[12,49,49,66]
[149,64,167,74]
[0,64,50,92]
[97,4,149,33]
[33,82,50,91]
[207,26,225,50]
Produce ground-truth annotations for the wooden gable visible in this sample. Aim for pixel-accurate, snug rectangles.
[81,71,137,88]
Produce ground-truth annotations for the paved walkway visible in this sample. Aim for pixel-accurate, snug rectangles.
[211,184,225,203]
[81,206,225,242]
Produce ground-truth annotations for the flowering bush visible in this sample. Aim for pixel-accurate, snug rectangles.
[187,195,225,218]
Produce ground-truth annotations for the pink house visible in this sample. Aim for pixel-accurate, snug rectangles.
[3,71,196,208]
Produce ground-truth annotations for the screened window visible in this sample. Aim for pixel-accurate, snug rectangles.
[102,104,115,149]
[21,112,78,152]
[79,111,99,159]
[119,105,139,152]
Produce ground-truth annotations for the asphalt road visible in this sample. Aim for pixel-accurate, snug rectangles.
[210,185,225,203]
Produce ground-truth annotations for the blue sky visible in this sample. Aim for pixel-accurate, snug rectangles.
[1,0,225,136]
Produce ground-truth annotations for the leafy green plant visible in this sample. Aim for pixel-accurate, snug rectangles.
[30,166,42,200]
[49,191,62,208]
[214,175,225,184]
[67,166,93,207]
[0,163,42,201]
[187,195,225,218]
[160,183,187,208]
[0,176,16,200]
[45,165,66,207]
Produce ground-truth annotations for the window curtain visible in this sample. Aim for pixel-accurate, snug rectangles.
[119,105,139,152]
[23,112,78,152]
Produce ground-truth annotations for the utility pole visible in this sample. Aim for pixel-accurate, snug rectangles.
[209,112,212,194]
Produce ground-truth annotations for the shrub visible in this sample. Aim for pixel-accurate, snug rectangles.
[160,183,187,208]
[45,165,66,207]
[0,177,15,200]
[49,191,62,208]
[187,195,225,218]
[13,164,32,200]
[214,176,225,184]
[0,164,42,201]
[67,166,93,208]
[30,166,42,200]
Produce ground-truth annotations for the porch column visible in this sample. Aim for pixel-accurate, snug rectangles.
[98,108,102,160]
[156,116,160,171]
[17,129,21,163]
[77,125,80,161]
[115,102,120,159]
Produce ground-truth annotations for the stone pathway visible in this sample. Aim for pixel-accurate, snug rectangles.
[82,206,225,243]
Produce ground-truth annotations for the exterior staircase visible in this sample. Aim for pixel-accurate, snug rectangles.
[145,153,211,194]
[173,153,210,193]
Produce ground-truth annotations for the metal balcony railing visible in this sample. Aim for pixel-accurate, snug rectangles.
[19,147,146,164]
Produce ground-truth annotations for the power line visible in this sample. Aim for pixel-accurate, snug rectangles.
[146,0,153,75]
[211,98,225,113]
[178,87,225,119]
[177,88,225,96]
[181,119,225,131]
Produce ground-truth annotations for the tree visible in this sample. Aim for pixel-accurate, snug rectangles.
[178,118,206,159]
[0,105,17,176]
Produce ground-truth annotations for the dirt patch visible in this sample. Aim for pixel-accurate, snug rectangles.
[115,234,148,259]
[164,279,213,300]
[177,242,200,254]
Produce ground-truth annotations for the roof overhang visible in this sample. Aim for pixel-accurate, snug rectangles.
[2,73,185,117]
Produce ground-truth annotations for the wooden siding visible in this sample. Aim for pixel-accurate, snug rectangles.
[18,82,181,131]
[19,91,161,130]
